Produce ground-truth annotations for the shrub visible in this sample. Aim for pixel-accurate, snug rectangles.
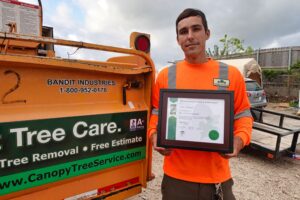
[262,69,288,81]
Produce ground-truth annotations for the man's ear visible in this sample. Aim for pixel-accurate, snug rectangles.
[206,29,210,40]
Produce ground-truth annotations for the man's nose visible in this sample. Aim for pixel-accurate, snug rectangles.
[187,30,194,40]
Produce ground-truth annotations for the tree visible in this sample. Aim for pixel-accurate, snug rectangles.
[207,34,253,57]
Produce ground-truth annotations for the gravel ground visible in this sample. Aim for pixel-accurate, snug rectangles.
[128,104,300,200]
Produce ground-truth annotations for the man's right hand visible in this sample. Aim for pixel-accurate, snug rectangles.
[150,132,172,156]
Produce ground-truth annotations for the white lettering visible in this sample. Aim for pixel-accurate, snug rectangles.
[100,123,108,134]
[10,127,29,147]
[32,147,79,162]
[52,128,66,141]
[73,121,118,138]
[10,127,66,147]
[73,121,88,138]
[89,124,99,136]
[36,130,51,144]
[91,142,110,151]
[0,157,29,168]
[107,122,117,134]
[27,130,38,146]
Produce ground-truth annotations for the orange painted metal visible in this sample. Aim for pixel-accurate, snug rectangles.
[0,32,154,200]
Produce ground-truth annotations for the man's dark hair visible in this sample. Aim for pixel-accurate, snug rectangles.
[176,8,208,35]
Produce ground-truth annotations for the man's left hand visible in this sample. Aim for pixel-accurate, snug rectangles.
[223,136,244,158]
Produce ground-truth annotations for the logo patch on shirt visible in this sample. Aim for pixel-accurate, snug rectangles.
[213,78,230,87]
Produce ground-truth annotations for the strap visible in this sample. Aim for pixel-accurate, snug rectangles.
[168,64,177,89]
[168,62,229,90]
[217,62,228,90]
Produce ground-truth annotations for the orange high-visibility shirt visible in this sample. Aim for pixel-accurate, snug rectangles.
[148,59,253,183]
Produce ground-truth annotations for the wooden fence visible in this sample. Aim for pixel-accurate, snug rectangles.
[215,46,300,69]
[263,75,300,100]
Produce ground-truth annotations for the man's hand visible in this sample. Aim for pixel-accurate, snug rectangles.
[223,136,244,158]
[150,132,172,156]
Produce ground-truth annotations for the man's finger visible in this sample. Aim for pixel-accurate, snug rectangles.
[157,148,172,156]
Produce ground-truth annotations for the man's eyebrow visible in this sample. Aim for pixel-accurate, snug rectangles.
[178,27,187,31]
[178,24,202,31]
[191,24,202,28]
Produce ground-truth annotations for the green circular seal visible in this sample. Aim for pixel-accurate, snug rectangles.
[169,98,178,103]
[209,130,219,140]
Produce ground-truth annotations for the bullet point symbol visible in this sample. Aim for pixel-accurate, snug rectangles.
[83,146,88,152]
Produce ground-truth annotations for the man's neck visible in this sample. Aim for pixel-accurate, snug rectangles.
[185,55,208,64]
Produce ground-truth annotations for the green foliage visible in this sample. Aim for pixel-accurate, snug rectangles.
[262,69,288,81]
[207,34,253,57]
[291,61,300,71]
[289,100,299,108]
[287,61,300,77]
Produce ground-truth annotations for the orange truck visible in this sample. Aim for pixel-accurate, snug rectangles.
[0,0,154,199]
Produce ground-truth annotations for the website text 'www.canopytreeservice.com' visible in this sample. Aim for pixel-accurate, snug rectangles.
[0,149,143,194]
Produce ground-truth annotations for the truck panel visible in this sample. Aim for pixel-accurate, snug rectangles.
[0,35,154,199]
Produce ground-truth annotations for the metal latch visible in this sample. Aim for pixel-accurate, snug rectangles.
[122,80,142,105]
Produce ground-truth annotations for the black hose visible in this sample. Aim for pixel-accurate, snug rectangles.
[38,0,43,26]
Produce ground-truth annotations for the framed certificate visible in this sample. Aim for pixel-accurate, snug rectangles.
[157,89,234,153]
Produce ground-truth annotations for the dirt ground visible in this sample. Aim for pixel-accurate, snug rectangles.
[128,103,300,200]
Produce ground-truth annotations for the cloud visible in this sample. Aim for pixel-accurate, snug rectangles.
[17,0,300,70]
[48,3,77,36]
[206,0,300,49]
[264,31,300,49]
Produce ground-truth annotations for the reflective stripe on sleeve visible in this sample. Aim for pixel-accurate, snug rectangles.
[152,108,159,115]
[168,64,177,89]
[234,109,252,120]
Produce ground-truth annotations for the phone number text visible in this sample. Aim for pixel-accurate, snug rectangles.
[59,87,107,93]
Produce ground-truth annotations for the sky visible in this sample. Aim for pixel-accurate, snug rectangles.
[20,0,300,70]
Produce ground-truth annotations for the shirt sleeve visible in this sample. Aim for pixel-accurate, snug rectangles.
[148,68,167,137]
[230,67,253,146]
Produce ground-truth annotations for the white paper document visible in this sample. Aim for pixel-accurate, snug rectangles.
[0,0,40,36]
[166,97,225,144]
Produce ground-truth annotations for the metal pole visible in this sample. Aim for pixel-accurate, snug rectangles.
[297,90,300,116]
[298,90,300,109]
[256,48,260,64]
[288,47,292,70]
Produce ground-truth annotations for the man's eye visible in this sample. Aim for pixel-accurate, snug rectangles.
[179,29,188,35]
[193,26,202,32]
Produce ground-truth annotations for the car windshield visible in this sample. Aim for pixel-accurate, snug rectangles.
[246,81,262,91]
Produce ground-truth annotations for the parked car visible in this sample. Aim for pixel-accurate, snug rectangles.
[245,78,267,108]
[245,78,267,120]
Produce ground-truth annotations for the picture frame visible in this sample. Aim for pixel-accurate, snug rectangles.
[157,89,234,153]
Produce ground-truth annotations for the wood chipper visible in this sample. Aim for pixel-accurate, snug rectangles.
[0,0,155,199]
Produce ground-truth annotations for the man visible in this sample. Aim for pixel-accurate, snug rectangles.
[148,8,253,200]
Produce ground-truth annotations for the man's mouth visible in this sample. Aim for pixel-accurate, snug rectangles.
[185,43,199,47]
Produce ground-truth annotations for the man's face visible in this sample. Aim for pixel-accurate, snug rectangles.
[177,16,210,58]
